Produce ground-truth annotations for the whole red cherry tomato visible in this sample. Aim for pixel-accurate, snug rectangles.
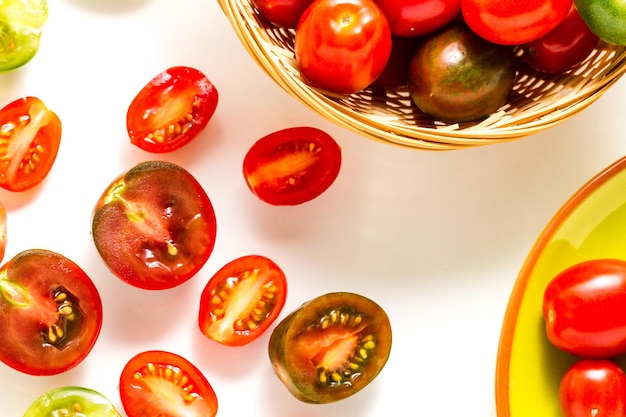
[295,0,392,94]
[251,0,314,28]
[462,0,573,45]
[559,359,626,417]
[522,4,599,74]
[543,258,626,358]
[374,0,461,37]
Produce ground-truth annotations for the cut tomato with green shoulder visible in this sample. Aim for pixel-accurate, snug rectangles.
[198,255,287,346]
[0,96,61,191]
[92,160,217,290]
[127,66,219,153]
[268,292,392,403]
[0,249,103,376]
[0,0,49,72]
[119,350,218,417]
[23,386,121,417]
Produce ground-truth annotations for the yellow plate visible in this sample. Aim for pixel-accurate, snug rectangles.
[496,156,626,417]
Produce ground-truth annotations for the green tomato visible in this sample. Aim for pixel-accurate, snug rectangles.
[0,0,49,72]
[23,386,122,417]
[575,0,626,45]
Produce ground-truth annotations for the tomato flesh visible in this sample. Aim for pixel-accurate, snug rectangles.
[0,249,103,376]
[23,386,122,417]
[0,0,48,72]
[0,96,62,191]
[199,255,287,346]
[119,350,218,417]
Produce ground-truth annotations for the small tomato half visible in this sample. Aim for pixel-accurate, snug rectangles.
[23,386,122,417]
[0,0,49,72]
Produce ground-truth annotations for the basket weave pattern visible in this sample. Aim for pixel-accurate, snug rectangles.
[218,0,626,150]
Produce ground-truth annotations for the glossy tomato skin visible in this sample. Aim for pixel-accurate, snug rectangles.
[199,255,287,346]
[92,161,217,290]
[0,96,61,191]
[0,249,103,376]
[522,4,599,74]
[252,0,314,28]
[575,0,626,45]
[23,386,122,417]
[268,292,392,403]
[127,66,218,153]
[242,126,341,205]
[120,350,218,417]
[375,0,461,37]
[543,259,626,358]
[462,0,573,45]
[295,0,392,94]
[559,359,626,417]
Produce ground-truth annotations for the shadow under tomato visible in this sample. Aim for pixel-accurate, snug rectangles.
[64,0,152,13]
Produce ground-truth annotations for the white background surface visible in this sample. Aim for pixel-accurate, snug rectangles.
[2,0,626,415]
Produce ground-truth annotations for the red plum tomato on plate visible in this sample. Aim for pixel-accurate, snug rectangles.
[575,0,626,45]
[374,0,461,37]
[252,0,314,28]
[127,66,218,153]
[242,126,341,205]
[0,96,61,192]
[119,350,218,417]
[198,255,287,346]
[543,258,626,358]
[294,0,392,94]
[268,292,392,403]
[0,249,103,376]
[92,160,217,290]
[559,359,626,417]
[522,4,599,74]
[462,0,572,45]
[23,386,122,417]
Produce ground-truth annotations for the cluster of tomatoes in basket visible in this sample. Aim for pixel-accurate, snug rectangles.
[251,0,626,123]
[542,259,626,417]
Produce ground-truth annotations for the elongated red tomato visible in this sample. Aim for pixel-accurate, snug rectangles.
[127,66,218,153]
[119,350,218,417]
[198,255,287,346]
[0,96,61,191]
[243,126,341,205]
[543,258,626,358]
[375,0,461,37]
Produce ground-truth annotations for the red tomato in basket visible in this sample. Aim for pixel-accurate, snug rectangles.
[559,359,626,417]
[462,0,573,45]
[252,0,314,28]
[374,0,461,37]
[522,4,599,74]
[543,259,626,358]
[294,0,392,94]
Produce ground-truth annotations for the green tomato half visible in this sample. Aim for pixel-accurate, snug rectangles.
[575,0,626,45]
[0,0,49,72]
[23,386,122,417]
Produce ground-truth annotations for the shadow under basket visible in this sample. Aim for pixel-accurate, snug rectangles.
[218,0,626,150]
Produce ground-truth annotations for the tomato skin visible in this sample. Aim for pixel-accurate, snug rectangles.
[295,0,392,94]
[374,0,461,37]
[242,126,341,205]
[0,96,62,191]
[575,0,626,45]
[252,0,314,28]
[119,350,218,417]
[559,359,626,417]
[543,259,626,359]
[199,255,287,346]
[522,4,599,74]
[23,386,122,417]
[127,66,218,153]
[0,0,48,72]
[462,0,573,45]
[0,249,103,376]
[370,36,423,90]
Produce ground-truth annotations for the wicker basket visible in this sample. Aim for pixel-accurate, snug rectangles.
[218,0,626,150]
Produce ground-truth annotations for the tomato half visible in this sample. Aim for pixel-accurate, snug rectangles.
[575,0,626,45]
[268,292,392,403]
[198,255,287,346]
[252,0,314,28]
[461,0,573,45]
[0,201,7,264]
[543,258,626,359]
[0,0,48,72]
[374,0,461,37]
[559,359,626,417]
[119,350,218,417]
[92,161,217,290]
[0,249,103,376]
[0,96,62,191]
[126,66,218,153]
[294,0,392,94]
[23,386,122,417]
[242,127,341,205]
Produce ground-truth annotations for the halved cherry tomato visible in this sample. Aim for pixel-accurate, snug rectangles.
[0,249,103,376]
[0,0,49,72]
[119,350,218,417]
[23,386,122,417]
[0,200,7,263]
[198,255,287,346]
[294,0,392,94]
[374,0,461,37]
[268,292,392,403]
[92,161,217,290]
[0,96,61,191]
[242,126,341,205]
[251,0,314,28]
[126,66,218,153]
